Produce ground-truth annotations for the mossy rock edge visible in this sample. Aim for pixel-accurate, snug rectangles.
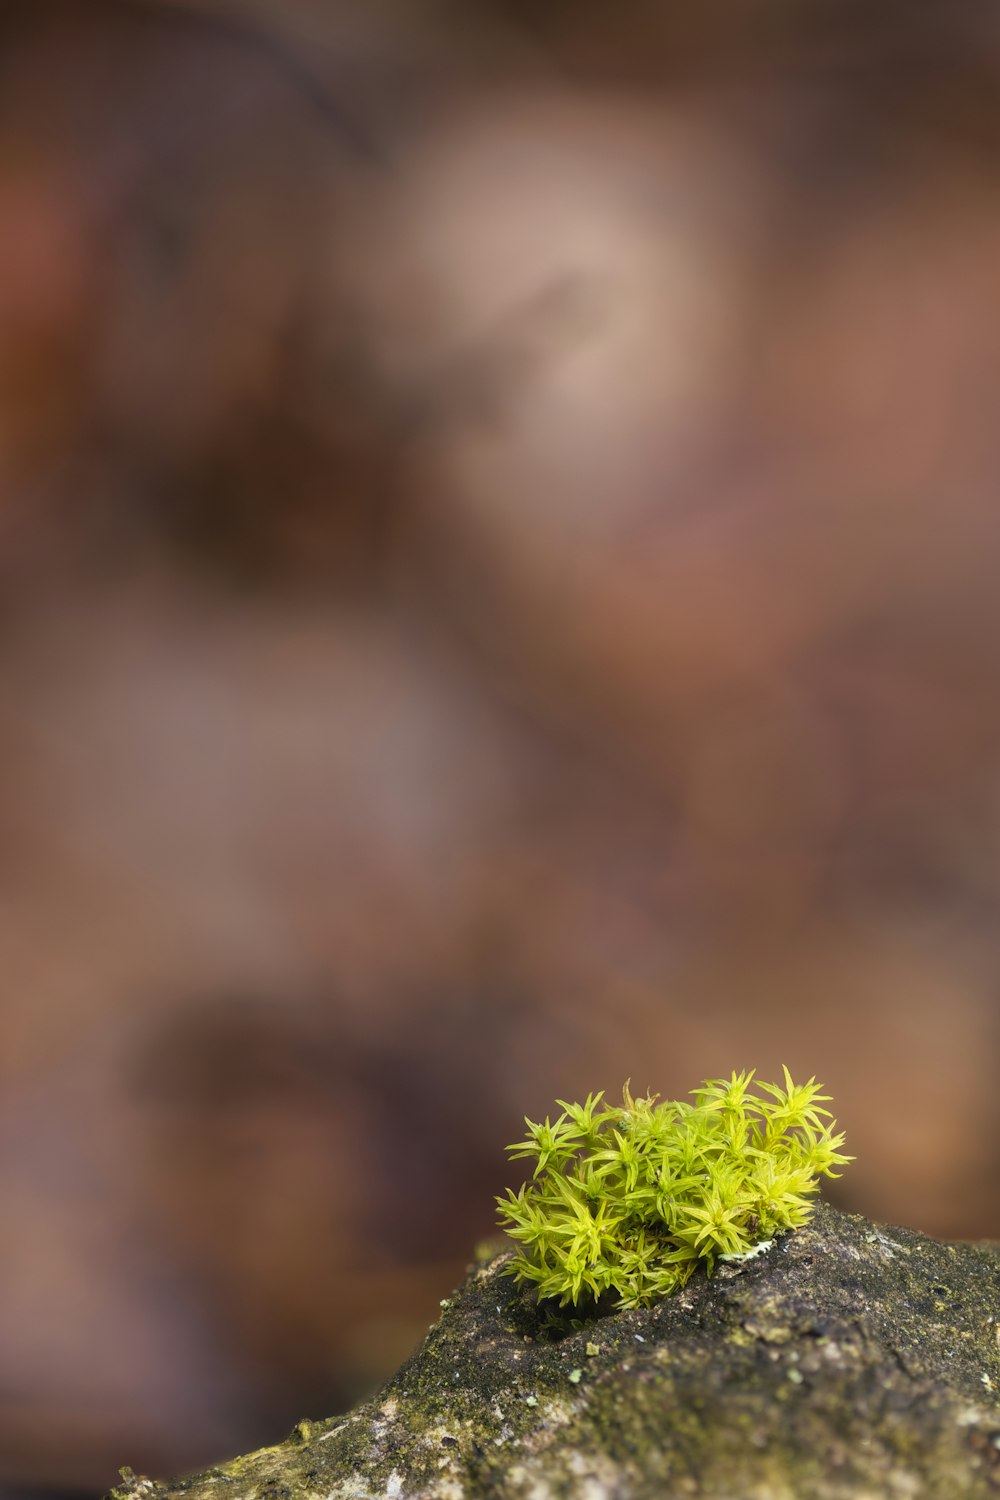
[110,1205,1000,1499]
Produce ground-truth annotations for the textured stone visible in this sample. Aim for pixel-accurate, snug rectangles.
[110,1205,1000,1499]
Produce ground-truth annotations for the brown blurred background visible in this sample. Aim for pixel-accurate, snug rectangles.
[2,0,1000,1493]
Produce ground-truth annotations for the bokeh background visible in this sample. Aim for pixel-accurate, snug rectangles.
[2,0,1000,1494]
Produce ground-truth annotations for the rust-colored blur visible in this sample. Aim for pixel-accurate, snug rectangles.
[1,0,999,1493]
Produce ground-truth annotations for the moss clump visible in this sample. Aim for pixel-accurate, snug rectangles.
[497,1071,851,1308]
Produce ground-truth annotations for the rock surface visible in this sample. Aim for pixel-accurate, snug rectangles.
[110,1205,1000,1499]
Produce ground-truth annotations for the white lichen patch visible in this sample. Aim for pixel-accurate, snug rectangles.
[863,1229,909,1261]
[475,1256,508,1280]
[324,1467,452,1500]
[363,1397,406,1455]
[540,1397,578,1429]
[319,1414,362,1443]
[115,1474,162,1500]
[418,1420,472,1455]
[508,1396,581,1458]
[719,1239,774,1264]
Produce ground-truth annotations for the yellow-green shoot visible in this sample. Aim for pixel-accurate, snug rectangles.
[496,1069,851,1309]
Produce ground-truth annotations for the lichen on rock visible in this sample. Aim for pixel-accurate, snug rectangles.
[109,1205,1000,1499]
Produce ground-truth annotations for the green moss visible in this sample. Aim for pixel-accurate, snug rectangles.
[497,1071,851,1308]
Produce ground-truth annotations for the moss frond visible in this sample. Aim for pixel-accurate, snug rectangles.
[496,1070,852,1309]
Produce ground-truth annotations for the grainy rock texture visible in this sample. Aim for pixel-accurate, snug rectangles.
[110,1205,1000,1499]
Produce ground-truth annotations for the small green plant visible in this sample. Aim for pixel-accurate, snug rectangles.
[496,1069,851,1309]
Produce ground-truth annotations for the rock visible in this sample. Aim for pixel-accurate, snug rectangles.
[109,1205,1000,1498]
